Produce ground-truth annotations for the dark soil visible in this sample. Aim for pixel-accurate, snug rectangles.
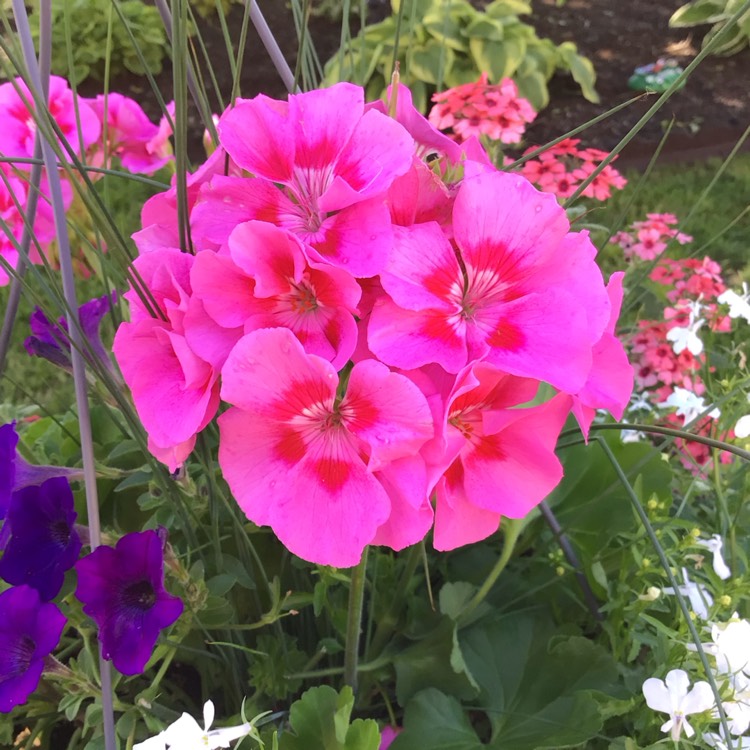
[100,0,750,169]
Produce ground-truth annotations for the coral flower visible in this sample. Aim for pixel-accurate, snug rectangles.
[218,327,434,566]
[75,530,183,675]
[0,585,66,713]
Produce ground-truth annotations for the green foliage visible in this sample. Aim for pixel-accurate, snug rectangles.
[190,0,242,20]
[279,686,381,750]
[323,0,598,111]
[670,0,750,56]
[392,613,622,750]
[28,0,170,85]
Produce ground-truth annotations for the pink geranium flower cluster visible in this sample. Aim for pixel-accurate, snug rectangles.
[519,137,627,201]
[428,73,536,144]
[620,227,735,471]
[612,213,693,261]
[113,82,633,566]
[0,75,173,285]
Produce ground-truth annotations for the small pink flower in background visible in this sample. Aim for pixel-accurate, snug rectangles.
[642,669,714,741]
[428,73,536,144]
[518,137,626,202]
[0,75,100,160]
[87,94,174,174]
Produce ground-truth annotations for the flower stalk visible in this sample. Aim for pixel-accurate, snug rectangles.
[343,547,369,693]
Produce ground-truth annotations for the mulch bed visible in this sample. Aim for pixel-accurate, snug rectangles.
[100,0,750,168]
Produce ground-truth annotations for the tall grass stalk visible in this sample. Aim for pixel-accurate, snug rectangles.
[10,1,117,747]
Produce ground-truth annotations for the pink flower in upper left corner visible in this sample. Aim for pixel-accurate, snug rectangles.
[218,327,434,566]
[0,76,100,160]
[113,248,220,471]
[193,82,414,277]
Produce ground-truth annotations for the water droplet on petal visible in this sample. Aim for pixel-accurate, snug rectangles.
[535,204,542,213]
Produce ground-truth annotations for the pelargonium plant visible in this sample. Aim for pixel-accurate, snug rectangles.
[112,80,634,567]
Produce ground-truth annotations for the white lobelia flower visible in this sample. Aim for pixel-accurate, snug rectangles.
[722,671,750,735]
[736,413,750,440]
[663,567,714,620]
[666,299,707,356]
[711,619,750,677]
[704,732,750,750]
[642,668,715,741]
[658,387,721,425]
[718,282,750,324]
[134,700,255,750]
[696,534,732,580]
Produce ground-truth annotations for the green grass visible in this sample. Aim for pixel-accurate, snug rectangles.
[590,152,750,276]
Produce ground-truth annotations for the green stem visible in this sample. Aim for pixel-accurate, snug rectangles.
[343,547,369,692]
[367,542,421,659]
[459,518,522,624]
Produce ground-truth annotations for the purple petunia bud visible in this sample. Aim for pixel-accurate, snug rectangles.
[75,530,183,675]
[0,476,82,601]
[0,585,66,713]
[24,292,117,374]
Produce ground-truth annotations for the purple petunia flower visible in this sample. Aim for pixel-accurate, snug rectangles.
[0,476,82,601]
[0,585,66,713]
[24,292,117,374]
[1,421,82,522]
[75,530,183,675]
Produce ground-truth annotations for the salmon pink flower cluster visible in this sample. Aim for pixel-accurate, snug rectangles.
[612,213,693,261]
[428,73,536,144]
[0,75,173,285]
[113,82,633,567]
[519,137,627,200]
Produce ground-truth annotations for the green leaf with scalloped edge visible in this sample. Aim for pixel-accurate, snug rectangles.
[279,686,380,750]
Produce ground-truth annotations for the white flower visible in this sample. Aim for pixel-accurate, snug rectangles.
[711,619,750,677]
[667,318,705,356]
[718,283,750,324]
[696,535,732,580]
[722,671,750,735]
[658,387,721,424]
[134,700,255,750]
[663,567,714,620]
[628,393,653,413]
[704,732,750,750]
[735,413,750,439]
[642,668,715,740]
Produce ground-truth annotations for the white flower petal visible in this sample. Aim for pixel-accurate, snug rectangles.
[665,669,691,701]
[735,414,750,439]
[207,723,254,749]
[682,680,715,714]
[643,677,674,713]
[133,734,168,750]
[681,715,695,739]
[162,714,204,747]
[203,700,216,732]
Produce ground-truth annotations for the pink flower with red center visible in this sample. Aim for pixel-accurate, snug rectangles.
[113,249,220,470]
[191,82,414,277]
[416,362,570,550]
[0,76,100,160]
[368,170,609,394]
[189,220,361,370]
[218,328,434,566]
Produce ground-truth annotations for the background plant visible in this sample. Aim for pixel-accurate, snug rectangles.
[323,0,598,112]
[670,0,750,56]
